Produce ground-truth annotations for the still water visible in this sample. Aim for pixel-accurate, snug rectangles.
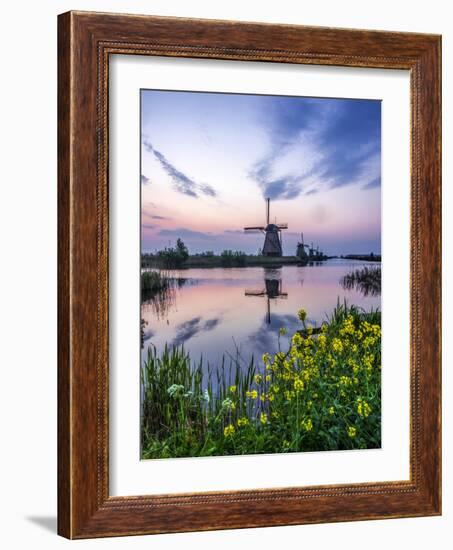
[141,259,380,369]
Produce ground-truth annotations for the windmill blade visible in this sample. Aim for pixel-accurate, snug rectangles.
[244,226,265,231]
[276,223,288,229]
[245,289,266,296]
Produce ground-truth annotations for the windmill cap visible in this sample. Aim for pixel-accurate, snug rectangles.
[266,223,280,231]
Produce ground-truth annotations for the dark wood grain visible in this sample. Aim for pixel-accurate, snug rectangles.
[57,11,441,539]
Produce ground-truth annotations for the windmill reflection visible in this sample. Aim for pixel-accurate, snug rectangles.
[244,268,288,324]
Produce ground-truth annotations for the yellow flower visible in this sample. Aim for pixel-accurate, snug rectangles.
[237,417,249,427]
[317,334,327,347]
[328,406,335,415]
[348,426,357,438]
[224,424,235,437]
[229,385,237,393]
[294,377,304,392]
[254,374,263,384]
[260,394,265,402]
[260,412,268,425]
[332,338,344,353]
[279,327,287,336]
[301,418,313,431]
[246,389,258,399]
[284,390,295,402]
[265,374,271,382]
[271,411,279,419]
[357,398,372,417]
[298,309,307,322]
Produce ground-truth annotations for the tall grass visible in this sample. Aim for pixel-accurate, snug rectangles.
[341,266,381,296]
[141,302,381,459]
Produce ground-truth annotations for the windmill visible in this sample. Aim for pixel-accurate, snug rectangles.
[296,232,310,259]
[244,270,288,324]
[244,198,288,257]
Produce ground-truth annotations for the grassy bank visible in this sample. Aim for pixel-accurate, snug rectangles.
[141,302,381,459]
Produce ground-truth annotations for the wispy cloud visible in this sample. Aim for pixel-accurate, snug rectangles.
[250,98,381,199]
[159,227,216,240]
[143,140,217,198]
[362,177,381,190]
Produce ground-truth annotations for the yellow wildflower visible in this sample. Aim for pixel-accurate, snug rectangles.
[357,398,372,418]
[298,309,307,322]
[318,334,327,347]
[348,426,357,438]
[284,390,295,402]
[224,424,235,437]
[332,338,344,353]
[328,406,335,415]
[237,417,249,427]
[246,389,258,399]
[294,377,304,392]
[301,418,313,431]
[260,412,268,425]
[229,385,237,393]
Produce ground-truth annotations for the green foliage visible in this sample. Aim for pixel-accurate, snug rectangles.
[141,303,381,459]
[141,270,170,292]
[220,249,247,267]
[155,238,189,268]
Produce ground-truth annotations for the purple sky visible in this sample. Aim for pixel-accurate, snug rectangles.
[141,90,381,256]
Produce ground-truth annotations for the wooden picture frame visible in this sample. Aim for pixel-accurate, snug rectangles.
[58,10,441,539]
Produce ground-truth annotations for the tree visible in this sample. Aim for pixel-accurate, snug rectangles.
[176,238,189,262]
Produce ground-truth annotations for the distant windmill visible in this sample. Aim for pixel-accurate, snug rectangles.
[296,232,310,259]
[244,198,288,257]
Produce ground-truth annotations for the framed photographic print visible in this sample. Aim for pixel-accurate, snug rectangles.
[58,11,441,538]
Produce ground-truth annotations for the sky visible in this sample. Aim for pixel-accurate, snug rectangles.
[141,90,381,256]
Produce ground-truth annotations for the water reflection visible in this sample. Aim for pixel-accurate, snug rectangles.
[244,268,289,324]
[141,260,381,369]
[340,266,381,297]
[141,276,192,320]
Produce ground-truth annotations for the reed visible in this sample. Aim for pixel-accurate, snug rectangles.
[341,266,381,296]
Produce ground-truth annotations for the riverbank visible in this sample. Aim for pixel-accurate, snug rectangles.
[141,302,381,459]
[142,254,328,269]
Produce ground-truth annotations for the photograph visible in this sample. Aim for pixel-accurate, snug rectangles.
[140,89,382,460]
